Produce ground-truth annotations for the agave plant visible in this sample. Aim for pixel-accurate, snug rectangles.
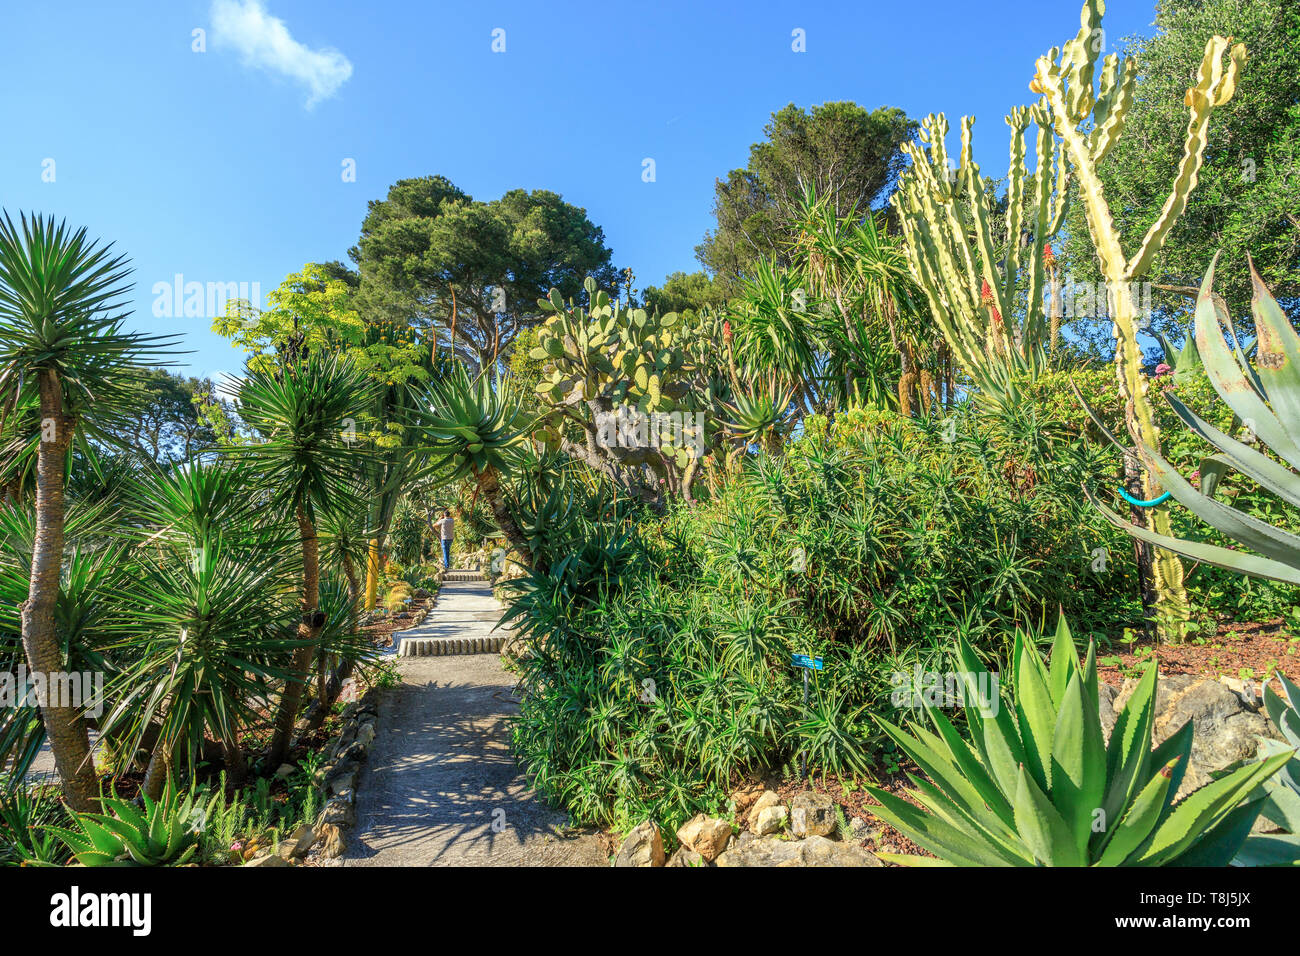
[1235,673,1300,866]
[47,777,201,866]
[722,377,796,459]
[418,363,534,566]
[1085,258,1300,586]
[865,616,1293,865]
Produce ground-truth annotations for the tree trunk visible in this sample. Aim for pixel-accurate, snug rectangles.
[473,465,532,568]
[268,503,322,767]
[140,732,172,801]
[21,370,98,812]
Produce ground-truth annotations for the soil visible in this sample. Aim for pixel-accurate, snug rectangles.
[1094,616,1300,685]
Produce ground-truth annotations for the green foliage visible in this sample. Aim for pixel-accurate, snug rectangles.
[0,784,70,866]
[1062,0,1300,345]
[506,398,1141,829]
[1088,260,1300,587]
[697,102,917,294]
[48,778,202,866]
[351,177,618,369]
[866,616,1293,865]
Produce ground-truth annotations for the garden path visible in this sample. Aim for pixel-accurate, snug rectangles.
[340,577,606,866]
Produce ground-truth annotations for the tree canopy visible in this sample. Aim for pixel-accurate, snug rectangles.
[349,177,619,370]
[695,101,917,295]
[1061,0,1300,340]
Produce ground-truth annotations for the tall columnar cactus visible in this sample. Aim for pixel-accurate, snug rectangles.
[892,103,1070,398]
[1033,0,1245,640]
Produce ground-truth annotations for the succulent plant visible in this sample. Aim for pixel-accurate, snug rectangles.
[1234,674,1300,866]
[865,616,1293,866]
[1037,0,1245,640]
[47,778,202,866]
[1087,258,1300,588]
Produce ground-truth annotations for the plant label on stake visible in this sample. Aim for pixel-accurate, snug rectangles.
[791,654,823,779]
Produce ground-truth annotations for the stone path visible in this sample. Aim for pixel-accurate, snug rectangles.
[342,577,606,867]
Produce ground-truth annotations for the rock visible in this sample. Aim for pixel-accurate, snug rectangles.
[323,796,356,827]
[1097,682,1120,742]
[280,825,317,859]
[675,814,732,861]
[790,791,836,838]
[273,762,297,780]
[846,817,877,845]
[665,847,707,867]
[327,770,357,796]
[1110,674,1282,799]
[733,831,755,848]
[716,835,883,867]
[747,790,782,828]
[317,823,345,859]
[246,851,292,867]
[753,805,788,836]
[614,820,665,867]
[355,723,376,748]
[731,782,766,816]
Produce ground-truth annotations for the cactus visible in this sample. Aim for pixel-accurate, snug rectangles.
[529,277,713,496]
[892,102,1070,402]
[1034,0,1245,640]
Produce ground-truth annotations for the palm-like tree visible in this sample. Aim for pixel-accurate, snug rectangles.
[418,364,534,566]
[236,352,375,766]
[0,213,172,810]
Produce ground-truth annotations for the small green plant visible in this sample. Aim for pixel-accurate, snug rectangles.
[0,784,70,866]
[865,616,1294,866]
[48,778,202,866]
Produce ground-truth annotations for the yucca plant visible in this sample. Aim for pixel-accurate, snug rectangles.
[1235,673,1300,866]
[47,777,201,866]
[235,352,376,766]
[865,616,1293,865]
[0,212,174,810]
[417,363,534,566]
[1086,258,1300,586]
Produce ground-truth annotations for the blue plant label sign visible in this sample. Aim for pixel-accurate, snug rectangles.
[791,654,823,671]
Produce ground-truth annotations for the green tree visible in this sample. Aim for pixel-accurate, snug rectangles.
[350,177,619,370]
[1062,0,1300,340]
[113,368,222,463]
[234,353,376,767]
[641,271,725,318]
[696,102,917,294]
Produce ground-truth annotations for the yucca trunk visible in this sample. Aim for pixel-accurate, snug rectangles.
[140,731,172,801]
[363,538,380,611]
[472,464,532,568]
[268,503,322,767]
[21,370,98,811]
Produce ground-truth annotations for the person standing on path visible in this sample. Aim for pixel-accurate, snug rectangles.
[434,509,454,569]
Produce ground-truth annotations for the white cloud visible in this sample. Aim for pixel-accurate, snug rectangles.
[210,0,352,108]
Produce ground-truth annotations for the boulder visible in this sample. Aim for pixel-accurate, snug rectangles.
[675,814,732,861]
[846,817,877,845]
[747,790,782,828]
[731,782,766,816]
[790,791,836,838]
[614,820,665,867]
[322,796,356,827]
[317,823,345,859]
[753,805,788,836]
[716,835,883,867]
[1109,674,1281,799]
[245,851,292,867]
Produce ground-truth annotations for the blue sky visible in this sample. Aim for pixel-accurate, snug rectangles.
[0,0,1158,380]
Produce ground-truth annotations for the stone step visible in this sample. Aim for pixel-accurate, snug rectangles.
[442,570,488,582]
[397,634,506,657]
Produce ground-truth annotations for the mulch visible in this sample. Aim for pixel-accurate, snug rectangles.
[1094,616,1300,685]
